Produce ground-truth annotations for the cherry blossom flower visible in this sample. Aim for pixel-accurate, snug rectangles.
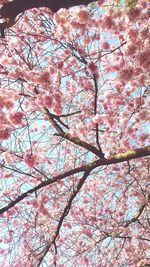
[2,151,13,164]
[23,153,37,168]
[102,41,110,49]
[76,9,90,24]
[39,204,51,217]
[9,111,24,125]
[92,114,103,124]
[87,62,98,75]
[127,8,141,22]
[44,95,53,108]
[98,0,105,6]
[0,127,11,140]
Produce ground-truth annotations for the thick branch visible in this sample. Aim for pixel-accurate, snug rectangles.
[44,107,64,133]
[93,73,103,154]
[37,170,91,266]
[125,193,150,227]
[0,145,149,215]
[56,132,105,158]
[44,107,105,158]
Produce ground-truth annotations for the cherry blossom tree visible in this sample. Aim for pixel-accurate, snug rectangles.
[0,0,149,266]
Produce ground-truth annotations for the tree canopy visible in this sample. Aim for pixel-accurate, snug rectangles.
[0,0,149,266]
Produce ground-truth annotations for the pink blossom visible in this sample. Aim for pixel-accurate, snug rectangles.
[57,61,64,69]
[53,9,69,25]
[98,0,105,6]
[2,151,13,164]
[106,117,116,127]
[125,44,137,56]
[138,133,149,142]
[0,248,4,254]
[76,122,87,135]
[69,128,77,137]
[37,71,50,84]
[53,103,62,115]
[44,95,53,108]
[139,110,149,120]
[83,257,89,265]
[0,96,5,108]
[9,111,24,125]
[127,28,138,41]
[24,153,37,168]
[77,9,90,24]
[119,66,134,82]
[92,114,103,124]
[138,49,150,69]
[4,100,14,110]
[31,199,39,208]
[102,41,110,50]
[102,16,115,30]
[35,94,45,107]
[140,27,149,39]
[0,112,9,124]
[87,62,98,75]
[39,204,50,217]
[0,127,11,140]
[41,195,48,204]
[64,222,72,229]
[49,66,56,75]
[128,8,141,22]
[4,236,13,243]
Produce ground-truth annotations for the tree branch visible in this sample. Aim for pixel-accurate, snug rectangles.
[44,107,105,158]
[56,132,105,158]
[37,170,91,266]
[0,145,149,215]
[124,193,150,227]
[93,73,104,155]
